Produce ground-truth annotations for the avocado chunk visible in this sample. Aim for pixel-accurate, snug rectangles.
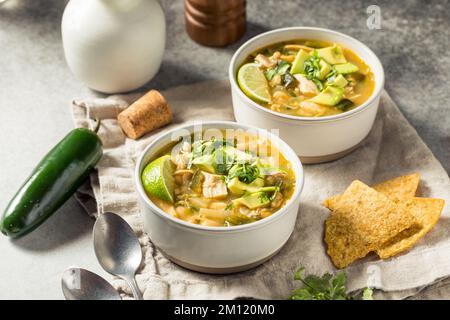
[233,191,271,209]
[225,213,255,226]
[227,177,265,196]
[191,154,215,173]
[330,74,348,88]
[309,86,344,106]
[290,49,310,74]
[318,59,331,80]
[316,45,347,65]
[334,62,359,74]
[223,146,254,163]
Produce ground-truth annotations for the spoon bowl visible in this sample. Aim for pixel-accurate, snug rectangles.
[93,212,143,300]
[61,267,121,300]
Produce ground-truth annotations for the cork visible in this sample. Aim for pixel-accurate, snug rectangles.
[117,90,172,140]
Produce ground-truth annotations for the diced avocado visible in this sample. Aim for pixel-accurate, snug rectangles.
[233,192,271,209]
[290,50,310,74]
[318,60,331,80]
[223,146,253,163]
[309,86,344,106]
[330,74,348,88]
[227,177,265,196]
[212,148,234,174]
[316,45,347,65]
[250,177,265,188]
[225,213,254,226]
[191,154,215,173]
[334,62,359,74]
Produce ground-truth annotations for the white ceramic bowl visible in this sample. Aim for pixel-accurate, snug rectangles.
[229,27,385,163]
[135,121,304,273]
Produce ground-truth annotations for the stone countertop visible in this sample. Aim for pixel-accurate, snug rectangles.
[0,0,448,299]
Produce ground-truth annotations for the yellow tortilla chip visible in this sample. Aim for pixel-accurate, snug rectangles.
[323,173,420,210]
[325,214,372,269]
[324,180,418,268]
[372,173,420,203]
[377,197,445,259]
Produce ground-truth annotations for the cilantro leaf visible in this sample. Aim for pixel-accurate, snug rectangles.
[303,55,326,92]
[227,162,260,184]
[265,60,292,81]
[362,287,374,300]
[289,267,374,300]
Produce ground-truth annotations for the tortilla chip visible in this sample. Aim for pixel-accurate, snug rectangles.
[323,195,340,210]
[324,180,418,268]
[325,213,372,269]
[323,173,420,210]
[376,197,445,259]
[372,173,420,203]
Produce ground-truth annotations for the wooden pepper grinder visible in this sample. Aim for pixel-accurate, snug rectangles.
[185,0,246,47]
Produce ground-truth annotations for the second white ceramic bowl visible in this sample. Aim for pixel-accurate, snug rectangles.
[135,121,304,273]
[229,27,385,163]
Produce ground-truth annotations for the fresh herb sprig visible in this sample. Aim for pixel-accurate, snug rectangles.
[289,267,373,300]
[227,162,260,184]
[265,60,290,80]
[303,51,325,91]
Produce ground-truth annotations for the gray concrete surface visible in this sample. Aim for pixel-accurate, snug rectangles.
[0,0,448,299]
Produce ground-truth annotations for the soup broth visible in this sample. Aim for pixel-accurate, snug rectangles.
[143,130,296,227]
[238,39,375,117]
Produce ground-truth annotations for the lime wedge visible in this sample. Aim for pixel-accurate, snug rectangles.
[141,155,175,203]
[237,63,271,103]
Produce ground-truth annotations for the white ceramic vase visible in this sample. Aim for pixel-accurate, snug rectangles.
[62,0,166,93]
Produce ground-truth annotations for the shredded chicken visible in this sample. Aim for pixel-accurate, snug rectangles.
[202,172,228,199]
[271,192,284,209]
[265,171,289,187]
[344,86,355,97]
[298,101,329,117]
[270,74,282,86]
[239,206,250,215]
[175,170,193,188]
[255,54,276,68]
[270,104,282,112]
[294,74,319,96]
[273,90,291,103]
[172,153,189,170]
[271,51,281,60]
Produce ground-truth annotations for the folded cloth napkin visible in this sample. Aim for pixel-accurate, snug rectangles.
[71,80,450,300]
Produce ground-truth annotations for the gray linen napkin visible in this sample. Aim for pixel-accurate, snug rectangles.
[71,80,450,300]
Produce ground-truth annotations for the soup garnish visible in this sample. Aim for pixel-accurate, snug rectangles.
[141,131,295,227]
[237,40,375,117]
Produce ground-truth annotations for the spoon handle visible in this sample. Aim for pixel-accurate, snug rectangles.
[126,276,143,300]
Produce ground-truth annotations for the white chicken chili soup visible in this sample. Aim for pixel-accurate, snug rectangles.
[141,128,296,227]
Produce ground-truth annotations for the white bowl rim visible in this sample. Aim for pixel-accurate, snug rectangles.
[134,121,304,233]
[229,26,385,123]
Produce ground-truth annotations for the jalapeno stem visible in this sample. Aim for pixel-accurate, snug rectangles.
[93,118,101,133]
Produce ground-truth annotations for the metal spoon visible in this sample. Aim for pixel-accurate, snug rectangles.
[93,212,143,300]
[61,267,121,300]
